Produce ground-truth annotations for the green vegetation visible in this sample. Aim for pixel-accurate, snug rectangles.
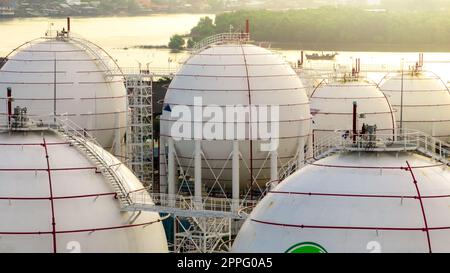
[187,38,195,49]
[168,34,185,51]
[190,16,216,43]
[189,8,450,51]
[97,0,141,14]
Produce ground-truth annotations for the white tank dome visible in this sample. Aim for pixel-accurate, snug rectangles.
[0,129,167,253]
[161,43,310,188]
[379,71,450,142]
[233,152,450,253]
[311,80,396,141]
[0,37,127,149]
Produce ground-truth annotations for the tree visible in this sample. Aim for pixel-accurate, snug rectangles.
[190,8,450,51]
[168,34,185,50]
[187,38,195,49]
[127,0,141,13]
[190,16,216,42]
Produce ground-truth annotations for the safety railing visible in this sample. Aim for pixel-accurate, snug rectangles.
[325,129,449,165]
[278,155,299,182]
[192,32,250,53]
[53,115,133,206]
[274,129,450,188]
[127,192,258,219]
[112,66,179,77]
[68,35,121,78]
[0,113,134,207]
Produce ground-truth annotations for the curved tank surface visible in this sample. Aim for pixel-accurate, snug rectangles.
[379,71,450,142]
[0,129,168,253]
[311,80,396,142]
[161,43,311,189]
[0,37,127,149]
[233,152,450,253]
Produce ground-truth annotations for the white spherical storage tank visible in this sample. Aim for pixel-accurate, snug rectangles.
[379,71,450,142]
[311,80,396,142]
[0,36,127,149]
[233,152,450,253]
[161,43,310,190]
[0,129,168,253]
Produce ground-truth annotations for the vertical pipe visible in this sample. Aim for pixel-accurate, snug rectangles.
[67,17,71,33]
[53,58,57,124]
[270,149,278,189]
[357,59,359,73]
[400,63,404,130]
[173,216,177,252]
[232,140,240,211]
[245,19,250,34]
[300,51,304,67]
[353,101,358,143]
[114,111,121,158]
[249,139,254,200]
[6,87,12,127]
[194,139,202,206]
[168,138,175,204]
[159,137,167,194]
[297,137,305,169]
[431,119,436,156]
[307,127,314,161]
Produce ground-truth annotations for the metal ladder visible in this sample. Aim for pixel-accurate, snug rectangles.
[51,118,133,208]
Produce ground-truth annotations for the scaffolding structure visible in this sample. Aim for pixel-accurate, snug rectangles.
[174,217,233,253]
[123,191,257,253]
[125,73,154,187]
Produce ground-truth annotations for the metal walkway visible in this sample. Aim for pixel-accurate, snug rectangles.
[52,117,133,208]
[122,192,257,219]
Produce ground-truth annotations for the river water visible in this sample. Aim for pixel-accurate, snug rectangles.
[1,14,450,83]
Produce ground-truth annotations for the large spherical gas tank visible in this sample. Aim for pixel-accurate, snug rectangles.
[161,43,310,189]
[311,80,396,142]
[233,152,450,253]
[0,38,127,149]
[0,130,168,253]
[379,71,450,142]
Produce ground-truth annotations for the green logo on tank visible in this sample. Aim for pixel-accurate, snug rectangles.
[286,242,327,253]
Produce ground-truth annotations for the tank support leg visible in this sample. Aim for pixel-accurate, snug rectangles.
[159,137,167,194]
[232,140,240,212]
[297,137,305,169]
[270,149,278,189]
[194,139,202,208]
[168,138,176,205]
[114,111,121,157]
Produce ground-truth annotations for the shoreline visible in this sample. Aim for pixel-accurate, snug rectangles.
[269,42,450,53]
[128,42,450,53]
[0,12,217,21]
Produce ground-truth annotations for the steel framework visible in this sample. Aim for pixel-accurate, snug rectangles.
[123,191,257,253]
[155,137,268,253]
[125,73,154,187]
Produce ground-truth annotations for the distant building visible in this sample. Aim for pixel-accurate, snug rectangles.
[0,0,15,16]
[137,0,152,9]
[0,0,14,7]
